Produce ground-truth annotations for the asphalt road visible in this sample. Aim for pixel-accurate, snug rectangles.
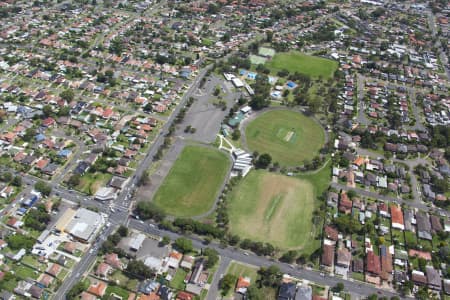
[54,64,212,298]
[129,219,409,300]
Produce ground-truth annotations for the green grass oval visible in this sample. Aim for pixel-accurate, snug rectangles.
[153,145,230,217]
[245,110,324,166]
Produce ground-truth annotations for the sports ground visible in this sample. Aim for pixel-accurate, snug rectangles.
[244,110,324,166]
[228,171,315,250]
[152,145,230,217]
[265,51,338,79]
[228,161,330,252]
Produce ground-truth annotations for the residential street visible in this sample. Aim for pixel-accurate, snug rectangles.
[129,219,410,300]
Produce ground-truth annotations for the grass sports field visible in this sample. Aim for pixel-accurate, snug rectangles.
[228,171,314,250]
[153,145,229,217]
[228,161,330,252]
[245,110,324,166]
[265,52,338,79]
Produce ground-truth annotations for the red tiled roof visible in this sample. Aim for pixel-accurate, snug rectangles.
[366,251,381,275]
[390,204,404,225]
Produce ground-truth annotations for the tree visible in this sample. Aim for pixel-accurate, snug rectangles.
[160,236,171,246]
[6,233,35,250]
[117,225,128,237]
[220,274,237,295]
[126,259,154,279]
[34,181,52,196]
[23,127,36,142]
[247,285,264,299]
[11,175,22,187]
[266,31,273,43]
[174,237,193,253]
[67,174,81,187]
[204,248,219,269]
[0,172,12,182]
[332,282,345,293]
[135,201,165,222]
[232,129,241,140]
[256,153,272,169]
[257,265,282,288]
[60,89,74,102]
[42,104,53,117]
[67,280,89,300]
[280,250,297,263]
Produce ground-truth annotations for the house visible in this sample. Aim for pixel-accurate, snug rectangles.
[366,251,381,276]
[339,192,352,214]
[80,291,98,300]
[0,291,14,300]
[336,248,351,268]
[180,255,194,269]
[390,204,404,230]
[64,242,76,254]
[39,274,54,288]
[412,270,427,286]
[42,117,56,127]
[324,226,338,241]
[189,259,205,284]
[0,186,14,198]
[430,215,443,232]
[295,285,312,300]
[29,285,43,299]
[426,266,442,291]
[327,192,339,207]
[321,243,334,267]
[167,251,182,269]
[408,249,431,261]
[177,291,194,300]
[278,282,296,300]
[416,212,432,240]
[96,262,112,278]
[235,276,251,294]
[88,281,108,298]
[46,263,61,277]
[380,245,393,281]
[158,285,173,300]
[105,253,123,269]
[352,259,364,273]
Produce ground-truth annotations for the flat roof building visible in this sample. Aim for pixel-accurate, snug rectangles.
[65,208,104,243]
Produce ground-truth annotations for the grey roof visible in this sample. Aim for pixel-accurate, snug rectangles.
[426,266,442,290]
[416,212,432,240]
[295,285,312,300]
[65,208,103,242]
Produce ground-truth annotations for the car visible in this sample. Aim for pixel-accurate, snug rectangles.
[320,273,325,277]
[244,252,249,256]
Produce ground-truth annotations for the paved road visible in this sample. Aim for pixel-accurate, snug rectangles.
[129,219,409,300]
[331,182,449,218]
[54,62,212,299]
[206,256,231,300]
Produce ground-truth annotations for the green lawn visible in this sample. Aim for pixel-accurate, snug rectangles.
[228,170,316,250]
[13,264,39,280]
[153,145,230,217]
[170,268,187,290]
[265,52,338,79]
[245,110,324,166]
[102,285,129,300]
[76,172,112,195]
[110,270,139,290]
[226,261,258,283]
